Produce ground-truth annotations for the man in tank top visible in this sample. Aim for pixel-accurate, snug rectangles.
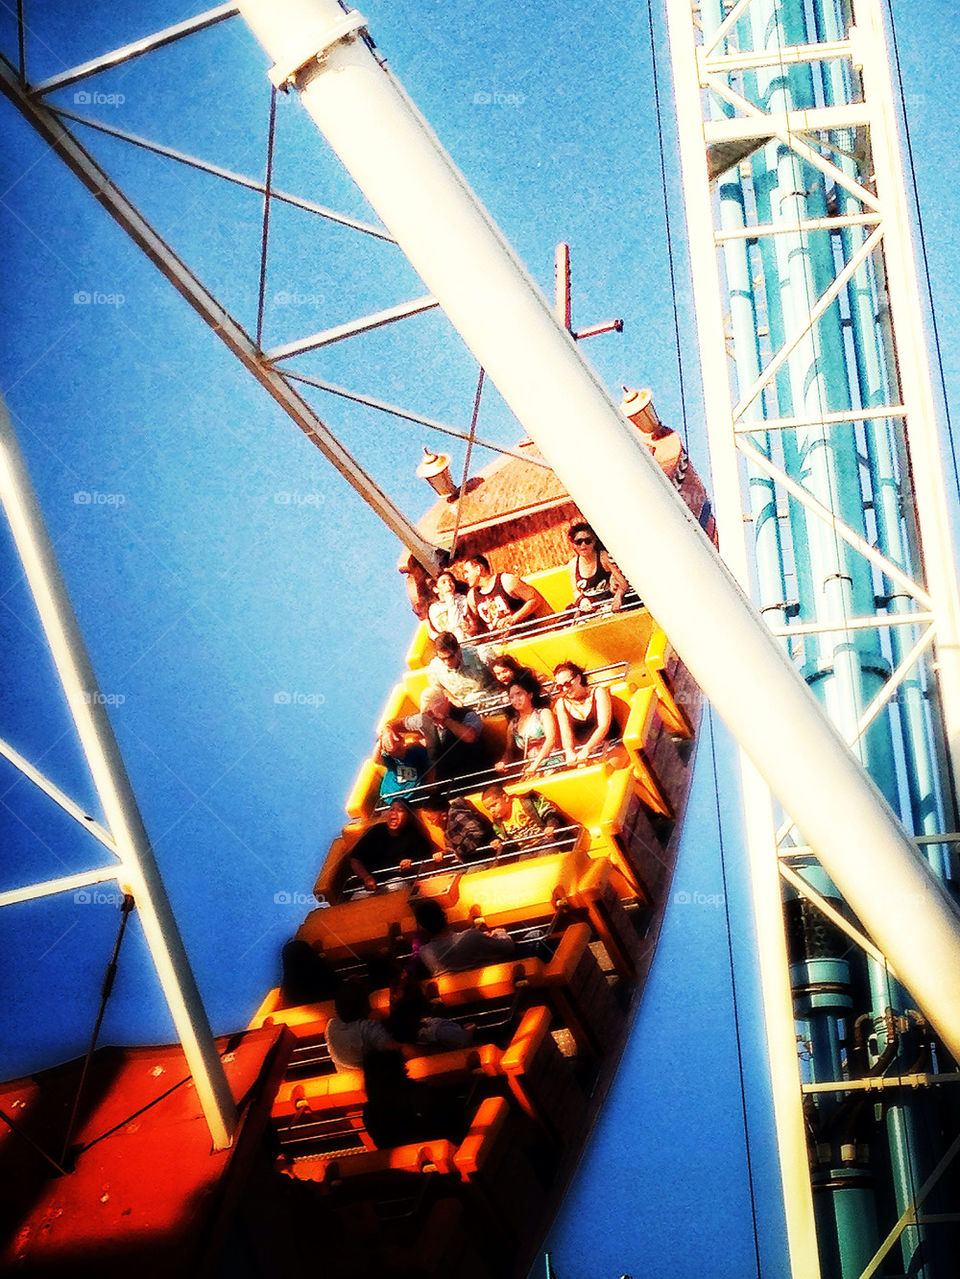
[461,554,549,636]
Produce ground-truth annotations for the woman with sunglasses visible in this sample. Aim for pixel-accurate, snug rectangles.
[566,522,629,613]
[553,661,618,766]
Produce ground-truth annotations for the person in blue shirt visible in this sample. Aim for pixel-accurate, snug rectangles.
[375,724,431,803]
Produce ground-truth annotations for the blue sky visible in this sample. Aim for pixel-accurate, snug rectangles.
[1,2,957,1276]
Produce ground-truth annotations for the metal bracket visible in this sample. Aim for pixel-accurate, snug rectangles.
[268,9,367,90]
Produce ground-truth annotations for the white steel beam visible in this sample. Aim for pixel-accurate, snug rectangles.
[0,866,122,908]
[736,436,932,607]
[665,0,822,1268]
[0,59,443,576]
[264,294,439,360]
[33,5,239,95]
[778,860,894,972]
[0,732,116,851]
[0,400,237,1151]
[236,0,960,1079]
[855,0,960,783]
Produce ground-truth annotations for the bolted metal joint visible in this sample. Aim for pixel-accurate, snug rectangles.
[267,9,368,91]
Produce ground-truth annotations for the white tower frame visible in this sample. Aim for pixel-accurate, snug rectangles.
[665,0,960,1273]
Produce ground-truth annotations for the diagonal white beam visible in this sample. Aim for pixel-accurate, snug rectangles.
[702,75,881,211]
[33,5,239,95]
[0,732,116,852]
[702,0,756,59]
[0,398,237,1151]
[264,294,439,360]
[237,0,960,1086]
[851,624,937,749]
[736,435,932,607]
[778,860,894,973]
[732,225,885,419]
[0,865,121,908]
[0,60,442,574]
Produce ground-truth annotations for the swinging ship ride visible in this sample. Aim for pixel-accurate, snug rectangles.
[240,387,715,1277]
[0,387,714,1279]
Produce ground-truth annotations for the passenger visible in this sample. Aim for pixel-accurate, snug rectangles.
[412,898,516,976]
[398,551,437,622]
[362,1049,468,1148]
[427,571,481,643]
[388,687,491,784]
[462,554,549,636]
[553,661,619,765]
[280,938,337,1007]
[428,631,498,706]
[566,522,630,613]
[325,979,400,1073]
[418,794,496,865]
[347,799,432,895]
[489,653,525,691]
[386,967,473,1051]
[375,725,431,803]
[481,782,580,857]
[497,669,560,777]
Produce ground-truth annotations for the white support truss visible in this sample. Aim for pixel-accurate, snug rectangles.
[667,0,960,1274]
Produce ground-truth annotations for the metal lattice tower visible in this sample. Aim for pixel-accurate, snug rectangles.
[666,0,960,1274]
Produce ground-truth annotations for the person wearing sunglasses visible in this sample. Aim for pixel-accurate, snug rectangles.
[566,522,629,614]
[553,661,618,766]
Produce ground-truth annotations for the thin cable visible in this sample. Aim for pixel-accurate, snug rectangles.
[645,0,689,438]
[882,0,960,510]
[59,893,135,1166]
[707,708,763,1277]
[449,367,485,562]
[16,0,25,84]
[0,1106,69,1176]
[256,86,278,350]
